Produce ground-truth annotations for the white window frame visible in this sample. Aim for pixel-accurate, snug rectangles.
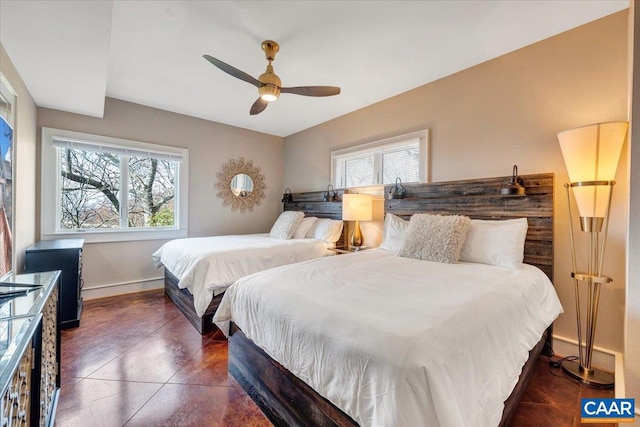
[0,74,16,128]
[0,73,17,278]
[331,129,430,188]
[41,127,189,243]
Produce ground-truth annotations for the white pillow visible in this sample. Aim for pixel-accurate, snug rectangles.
[379,213,409,252]
[459,218,528,268]
[292,217,318,239]
[306,218,344,243]
[269,211,304,239]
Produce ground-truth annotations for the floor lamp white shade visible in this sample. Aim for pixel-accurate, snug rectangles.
[558,122,627,218]
[342,193,373,248]
[556,121,628,388]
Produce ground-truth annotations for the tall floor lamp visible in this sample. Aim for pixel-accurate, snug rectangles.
[557,121,628,388]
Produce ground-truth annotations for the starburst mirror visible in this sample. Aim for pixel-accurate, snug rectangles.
[215,158,266,213]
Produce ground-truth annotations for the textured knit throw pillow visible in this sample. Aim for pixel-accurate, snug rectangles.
[269,211,304,239]
[398,213,471,263]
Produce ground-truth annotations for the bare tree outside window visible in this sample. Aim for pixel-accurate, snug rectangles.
[341,148,419,188]
[382,148,419,184]
[60,148,120,229]
[59,148,176,230]
[128,156,175,228]
[345,156,374,187]
[333,132,426,188]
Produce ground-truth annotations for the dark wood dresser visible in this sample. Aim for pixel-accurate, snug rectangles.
[24,239,84,329]
[0,271,61,426]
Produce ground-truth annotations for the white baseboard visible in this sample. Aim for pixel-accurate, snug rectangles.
[552,334,625,398]
[552,334,616,371]
[82,277,164,300]
[614,351,625,399]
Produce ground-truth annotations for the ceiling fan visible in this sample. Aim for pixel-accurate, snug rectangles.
[203,40,341,115]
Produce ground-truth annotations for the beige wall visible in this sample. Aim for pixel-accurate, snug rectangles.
[0,43,38,274]
[284,12,629,354]
[37,98,284,295]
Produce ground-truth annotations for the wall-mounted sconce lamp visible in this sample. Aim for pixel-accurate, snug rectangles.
[281,188,293,203]
[388,177,406,200]
[557,121,628,388]
[323,185,336,202]
[501,165,526,196]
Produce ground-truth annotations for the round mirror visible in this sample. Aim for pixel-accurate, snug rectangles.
[216,158,266,213]
[230,173,254,198]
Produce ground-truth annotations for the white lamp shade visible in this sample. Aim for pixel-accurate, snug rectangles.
[342,193,373,221]
[557,122,627,218]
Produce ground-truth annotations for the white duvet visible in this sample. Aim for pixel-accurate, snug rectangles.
[152,234,329,317]
[214,249,563,427]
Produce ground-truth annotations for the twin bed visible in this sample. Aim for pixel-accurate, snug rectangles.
[157,173,561,426]
[154,189,346,334]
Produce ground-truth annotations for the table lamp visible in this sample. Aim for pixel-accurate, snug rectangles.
[342,193,373,250]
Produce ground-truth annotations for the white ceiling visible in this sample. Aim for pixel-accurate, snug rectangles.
[0,1,628,137]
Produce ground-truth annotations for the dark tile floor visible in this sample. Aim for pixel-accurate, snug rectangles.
[510,358,615,427]
[56,289,613,427]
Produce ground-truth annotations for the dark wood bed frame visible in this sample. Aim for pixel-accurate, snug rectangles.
[164,269,225,334]
[229,172,555,426]
[163,189,347,334]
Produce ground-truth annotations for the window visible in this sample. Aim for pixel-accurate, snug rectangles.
[0,74,16,277]
[41,128,188,242]
[332,130,429,188]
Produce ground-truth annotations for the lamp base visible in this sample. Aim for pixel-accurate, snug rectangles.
[350,220,363,248]
[561,360,614,389]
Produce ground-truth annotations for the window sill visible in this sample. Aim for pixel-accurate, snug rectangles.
[41,228,187,244]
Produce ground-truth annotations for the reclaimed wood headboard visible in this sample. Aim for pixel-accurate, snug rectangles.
[384,173,554,280]
[283,189,347,248]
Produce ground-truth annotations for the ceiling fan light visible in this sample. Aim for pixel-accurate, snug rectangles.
[259,85,280,102]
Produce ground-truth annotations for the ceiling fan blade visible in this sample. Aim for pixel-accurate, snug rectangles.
[203,54,262,88]
[280,86,341,97]
[250,98,269,115]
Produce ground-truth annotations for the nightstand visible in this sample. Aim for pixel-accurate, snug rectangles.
[25,239,84,329]
[329,246,369,255]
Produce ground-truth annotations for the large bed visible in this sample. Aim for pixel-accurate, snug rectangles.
[213,173,560,426]
[155,189,346,334]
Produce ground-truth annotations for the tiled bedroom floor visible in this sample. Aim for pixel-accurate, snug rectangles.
[56,289,613,427]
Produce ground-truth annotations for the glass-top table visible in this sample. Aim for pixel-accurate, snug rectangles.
[0,271,61,319]
[0,315,38,391]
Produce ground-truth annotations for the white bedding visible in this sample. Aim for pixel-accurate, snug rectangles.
[152,233,329,317]
[213,249,563,427]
